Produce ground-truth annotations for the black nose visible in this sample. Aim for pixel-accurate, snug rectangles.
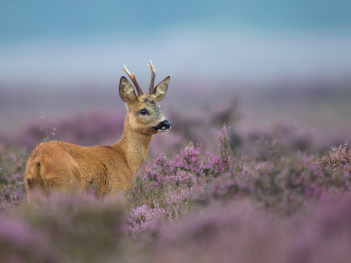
[154,120,171,131]
[153,120,171,131]
[160,120,171,130]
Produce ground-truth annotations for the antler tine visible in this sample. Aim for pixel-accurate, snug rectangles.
[123,65,143,96]
[147,60,156,93]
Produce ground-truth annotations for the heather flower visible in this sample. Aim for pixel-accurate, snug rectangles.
[125,205,166,241]
[0,215,56,263]
[157,195,351,263]
[13,192,126,263]
[319,143,351,174]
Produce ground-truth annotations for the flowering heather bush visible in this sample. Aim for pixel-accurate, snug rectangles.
[1,102,351,262]
[12,193,126,263]
[124,128,350,242]
[126,126,235,228]
[0,215,56,263]
[319,143,351,174]
[0,144,26,209]
[125,205,166,241]
[156,195,351,263]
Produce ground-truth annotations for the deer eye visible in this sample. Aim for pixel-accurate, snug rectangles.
[139,109,148,115]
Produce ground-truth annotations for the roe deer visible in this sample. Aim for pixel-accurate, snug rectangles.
[25,61,171,199]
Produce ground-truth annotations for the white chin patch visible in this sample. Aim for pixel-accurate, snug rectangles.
[159,127,169,132]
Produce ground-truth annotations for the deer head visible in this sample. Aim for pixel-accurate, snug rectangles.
[119,61,171,135]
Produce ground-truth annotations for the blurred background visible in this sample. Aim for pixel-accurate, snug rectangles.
[1,0,351,151]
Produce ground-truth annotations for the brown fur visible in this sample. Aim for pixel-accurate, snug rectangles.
[25,69,170,200]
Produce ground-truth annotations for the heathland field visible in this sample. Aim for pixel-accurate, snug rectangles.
[0,83,351,262]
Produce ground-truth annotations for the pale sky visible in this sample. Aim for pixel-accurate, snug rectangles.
[1,0,350,87]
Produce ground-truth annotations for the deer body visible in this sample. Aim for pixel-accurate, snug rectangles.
[25,62,170,199]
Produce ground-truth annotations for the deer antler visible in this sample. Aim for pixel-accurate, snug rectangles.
[123,65,143,96]
[147,60,156,94]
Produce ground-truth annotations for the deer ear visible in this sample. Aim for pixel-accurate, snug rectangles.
[154,76,170,102]
[119,76,137,102]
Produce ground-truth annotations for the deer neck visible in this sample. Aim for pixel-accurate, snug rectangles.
[114,117,153,174]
